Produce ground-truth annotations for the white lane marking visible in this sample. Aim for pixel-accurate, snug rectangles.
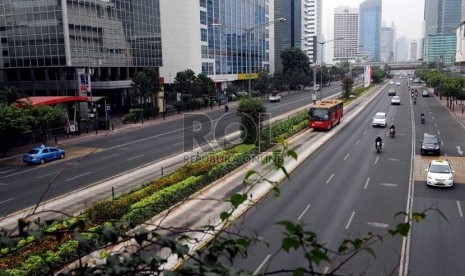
[437,130,440,135]
[101,154,120,160]
[345,211,356,229]
[435,123,437,127]
[126,154,144,161]
[0,197,14,204]
[367,222,389,228]
[65,172,91,182]
[297,204,311,221]
[253,254,271,275]
[364,130,367,135]
[356,139,360,146]
[380,183,398,187]
[36,171,59,179]
[457,146,463,156]
[374,156,379,165]
[389,158,400,161]
[323,267,330,274]
[344,153,350,161]
[174,141,184,146]
[445,153,448,158]
[457,201,463,218]
[0,169,15,174]
[364,178,370,190]
[326,173,335,184]
[432,116,434,120]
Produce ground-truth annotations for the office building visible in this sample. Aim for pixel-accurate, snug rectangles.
[428,34,456,64]
[275,0,302,72]
[424,0,461,61]
[410,40,419,61]
[380,22,396,62]
[160,0,273,90]
[0,0,162,114]
[303,0,322,65]
[359,0,382,61]
[396,36,409,62]
[333,7,359,61]
[454,0,465,65]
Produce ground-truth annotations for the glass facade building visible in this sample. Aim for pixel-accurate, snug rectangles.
[359,0,381,61]
[427,33,456,64]
[0,0,162,106]
[205,0,270,76]
[275,0,301,72]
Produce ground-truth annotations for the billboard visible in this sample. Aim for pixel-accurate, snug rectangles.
[77,68,91,95]
[364,66,372,88]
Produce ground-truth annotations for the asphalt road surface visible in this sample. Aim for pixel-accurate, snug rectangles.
[229,79,465,275]
[0,83,348,216]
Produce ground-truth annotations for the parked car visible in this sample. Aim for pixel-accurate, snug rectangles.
[388,89,396,96]
[391,96,401,105]
[420,133,441,155]
[268,92,281,103]
[426,160,454,188]
[422,90,430,97]
[372,112,387,127]
[23,145,66,165]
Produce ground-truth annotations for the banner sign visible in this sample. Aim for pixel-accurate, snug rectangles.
[364,66,372,88]
[77,68,91,95]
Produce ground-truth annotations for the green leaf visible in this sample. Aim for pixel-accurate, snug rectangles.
[272,186,281,198]
[135,232,149,246]
[396,223,411,237]
[292,267,306,276]
[310,249,330,265]
[229,194,247,208]
[245,170,258,180]
[220,211,231,221]
[102,227,119,244]
[287,149,298,160]
[282,237,300,251]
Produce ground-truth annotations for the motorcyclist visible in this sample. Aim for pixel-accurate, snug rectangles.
[375,135,383,149]
[389,124,396,137]
[420,112,425,123]
[224,104,229,112]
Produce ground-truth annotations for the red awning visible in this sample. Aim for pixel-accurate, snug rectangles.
[16,96,89,106]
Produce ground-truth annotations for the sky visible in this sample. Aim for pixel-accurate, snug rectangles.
[322,0,425,61]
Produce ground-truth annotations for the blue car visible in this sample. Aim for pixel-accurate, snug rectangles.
[23,146,66,165]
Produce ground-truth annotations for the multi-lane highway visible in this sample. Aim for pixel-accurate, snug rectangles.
[0,83,347,216]
[229,79,465,275]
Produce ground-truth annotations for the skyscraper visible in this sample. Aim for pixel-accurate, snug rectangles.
[396,37,409,62]
[0,0,162,113]
[380,22,396,62]
[410,40,419,61]
[333,7,359,61]
[274,0,321,71]
[424,0,461,62]
[160,0,272,89]
[359,0,382,61]
[275,0,302,72]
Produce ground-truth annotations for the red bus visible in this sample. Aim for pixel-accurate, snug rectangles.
[309,99,344,130]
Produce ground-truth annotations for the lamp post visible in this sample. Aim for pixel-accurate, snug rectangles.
[317,37,344,101]
[213,17,286,99]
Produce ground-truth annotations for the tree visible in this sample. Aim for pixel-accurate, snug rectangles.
[0,86,26,105]
[272,70,287,92]
[341,76,355,98]
[441,77,464,109]
[131,66,161,117]
[196,73,216,98]
[26,105,67,143]
[254,70,272,96]
[236,98,267,145]
[174,69,198,97]
[371,68,386,83]
[0,104,30,154]
[281,47,311,76]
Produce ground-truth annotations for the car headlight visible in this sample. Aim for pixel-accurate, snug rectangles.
[435,145,440,149]
[427,176,433,180]
[422,145,427,149]
[448,176,453,180]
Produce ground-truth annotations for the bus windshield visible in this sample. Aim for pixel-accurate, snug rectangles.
[309,108,329,120]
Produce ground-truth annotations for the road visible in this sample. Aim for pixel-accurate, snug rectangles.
[0,83,347,216]
[228,79,465,275]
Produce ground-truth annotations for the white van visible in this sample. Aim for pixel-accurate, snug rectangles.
[372,112,387,127]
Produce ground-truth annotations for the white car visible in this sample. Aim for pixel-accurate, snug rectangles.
[396,82,401,86]
[389,81,394,85]
[391,96,401,105]
[372,112,387,127]
[426,160,454,188]
[315,85,320,91]
[268,92,281,103]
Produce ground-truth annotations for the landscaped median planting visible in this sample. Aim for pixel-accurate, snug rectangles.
[0,108,312,275]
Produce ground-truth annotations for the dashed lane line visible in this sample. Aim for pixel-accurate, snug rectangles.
[326,173,335,184]
[345,211,356,229]
[364,177,370,190]
[253,254,271,276]
[297,204,311,221]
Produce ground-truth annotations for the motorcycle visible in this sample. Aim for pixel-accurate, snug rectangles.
[389,128,395,138]
[413,98,417,105]
[376,141,382,153]
[224,104,229,112]
[421,116,425,124]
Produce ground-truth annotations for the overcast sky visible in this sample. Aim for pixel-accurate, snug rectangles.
[322,0,424,61]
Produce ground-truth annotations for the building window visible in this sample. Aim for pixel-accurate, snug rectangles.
[200,11,207,25]
[201,28,207,42]
[201,45,208,58]
[200,0,206,8]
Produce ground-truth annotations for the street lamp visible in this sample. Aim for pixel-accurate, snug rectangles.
[317,37,344,101]
[213,17,286,99]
